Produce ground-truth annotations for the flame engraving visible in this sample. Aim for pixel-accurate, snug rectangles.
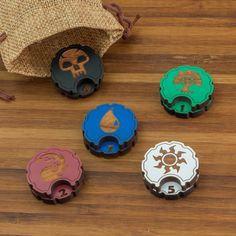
[37,153,65,182]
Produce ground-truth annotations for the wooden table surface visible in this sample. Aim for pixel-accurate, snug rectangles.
[0,0,236,235]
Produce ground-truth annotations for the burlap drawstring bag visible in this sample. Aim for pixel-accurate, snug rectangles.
[0,55,5,71]
[0,0,140,80]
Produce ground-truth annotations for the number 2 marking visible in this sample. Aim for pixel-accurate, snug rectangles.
[59,189,68,197]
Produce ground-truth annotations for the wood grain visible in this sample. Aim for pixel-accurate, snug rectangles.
[0,0,236,235]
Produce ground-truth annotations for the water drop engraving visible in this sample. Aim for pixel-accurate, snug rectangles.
[100,109,120,133]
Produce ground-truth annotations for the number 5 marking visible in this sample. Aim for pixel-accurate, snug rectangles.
[168,186,175,194]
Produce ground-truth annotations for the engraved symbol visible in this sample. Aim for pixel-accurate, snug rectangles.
[174,70,202,93]
[168,186,175,194]
[36,153,65,182]
[59,189,68,197]
[59,49,90,78]
[153,146,187,174]
[82,84,92,93]
[100,109,120,133]
[108,145,113,152]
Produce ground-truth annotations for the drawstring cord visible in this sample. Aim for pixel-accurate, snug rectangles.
[0,32,7,43]
[0,89,15,102]
[102,3,141,39]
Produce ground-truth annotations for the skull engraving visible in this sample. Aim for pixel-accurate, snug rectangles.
[59,49,90,78]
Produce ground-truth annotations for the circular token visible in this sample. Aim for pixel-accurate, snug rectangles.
[160,66,214,110]
[26,147,84,203]
[142,141,199,199]
[51,44,103,98]
[83,104,138,157]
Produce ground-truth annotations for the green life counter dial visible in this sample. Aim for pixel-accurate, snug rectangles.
[160,66,214,117]
[160,65,214,109]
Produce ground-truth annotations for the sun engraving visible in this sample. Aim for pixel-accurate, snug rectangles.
[153,145,187,174]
